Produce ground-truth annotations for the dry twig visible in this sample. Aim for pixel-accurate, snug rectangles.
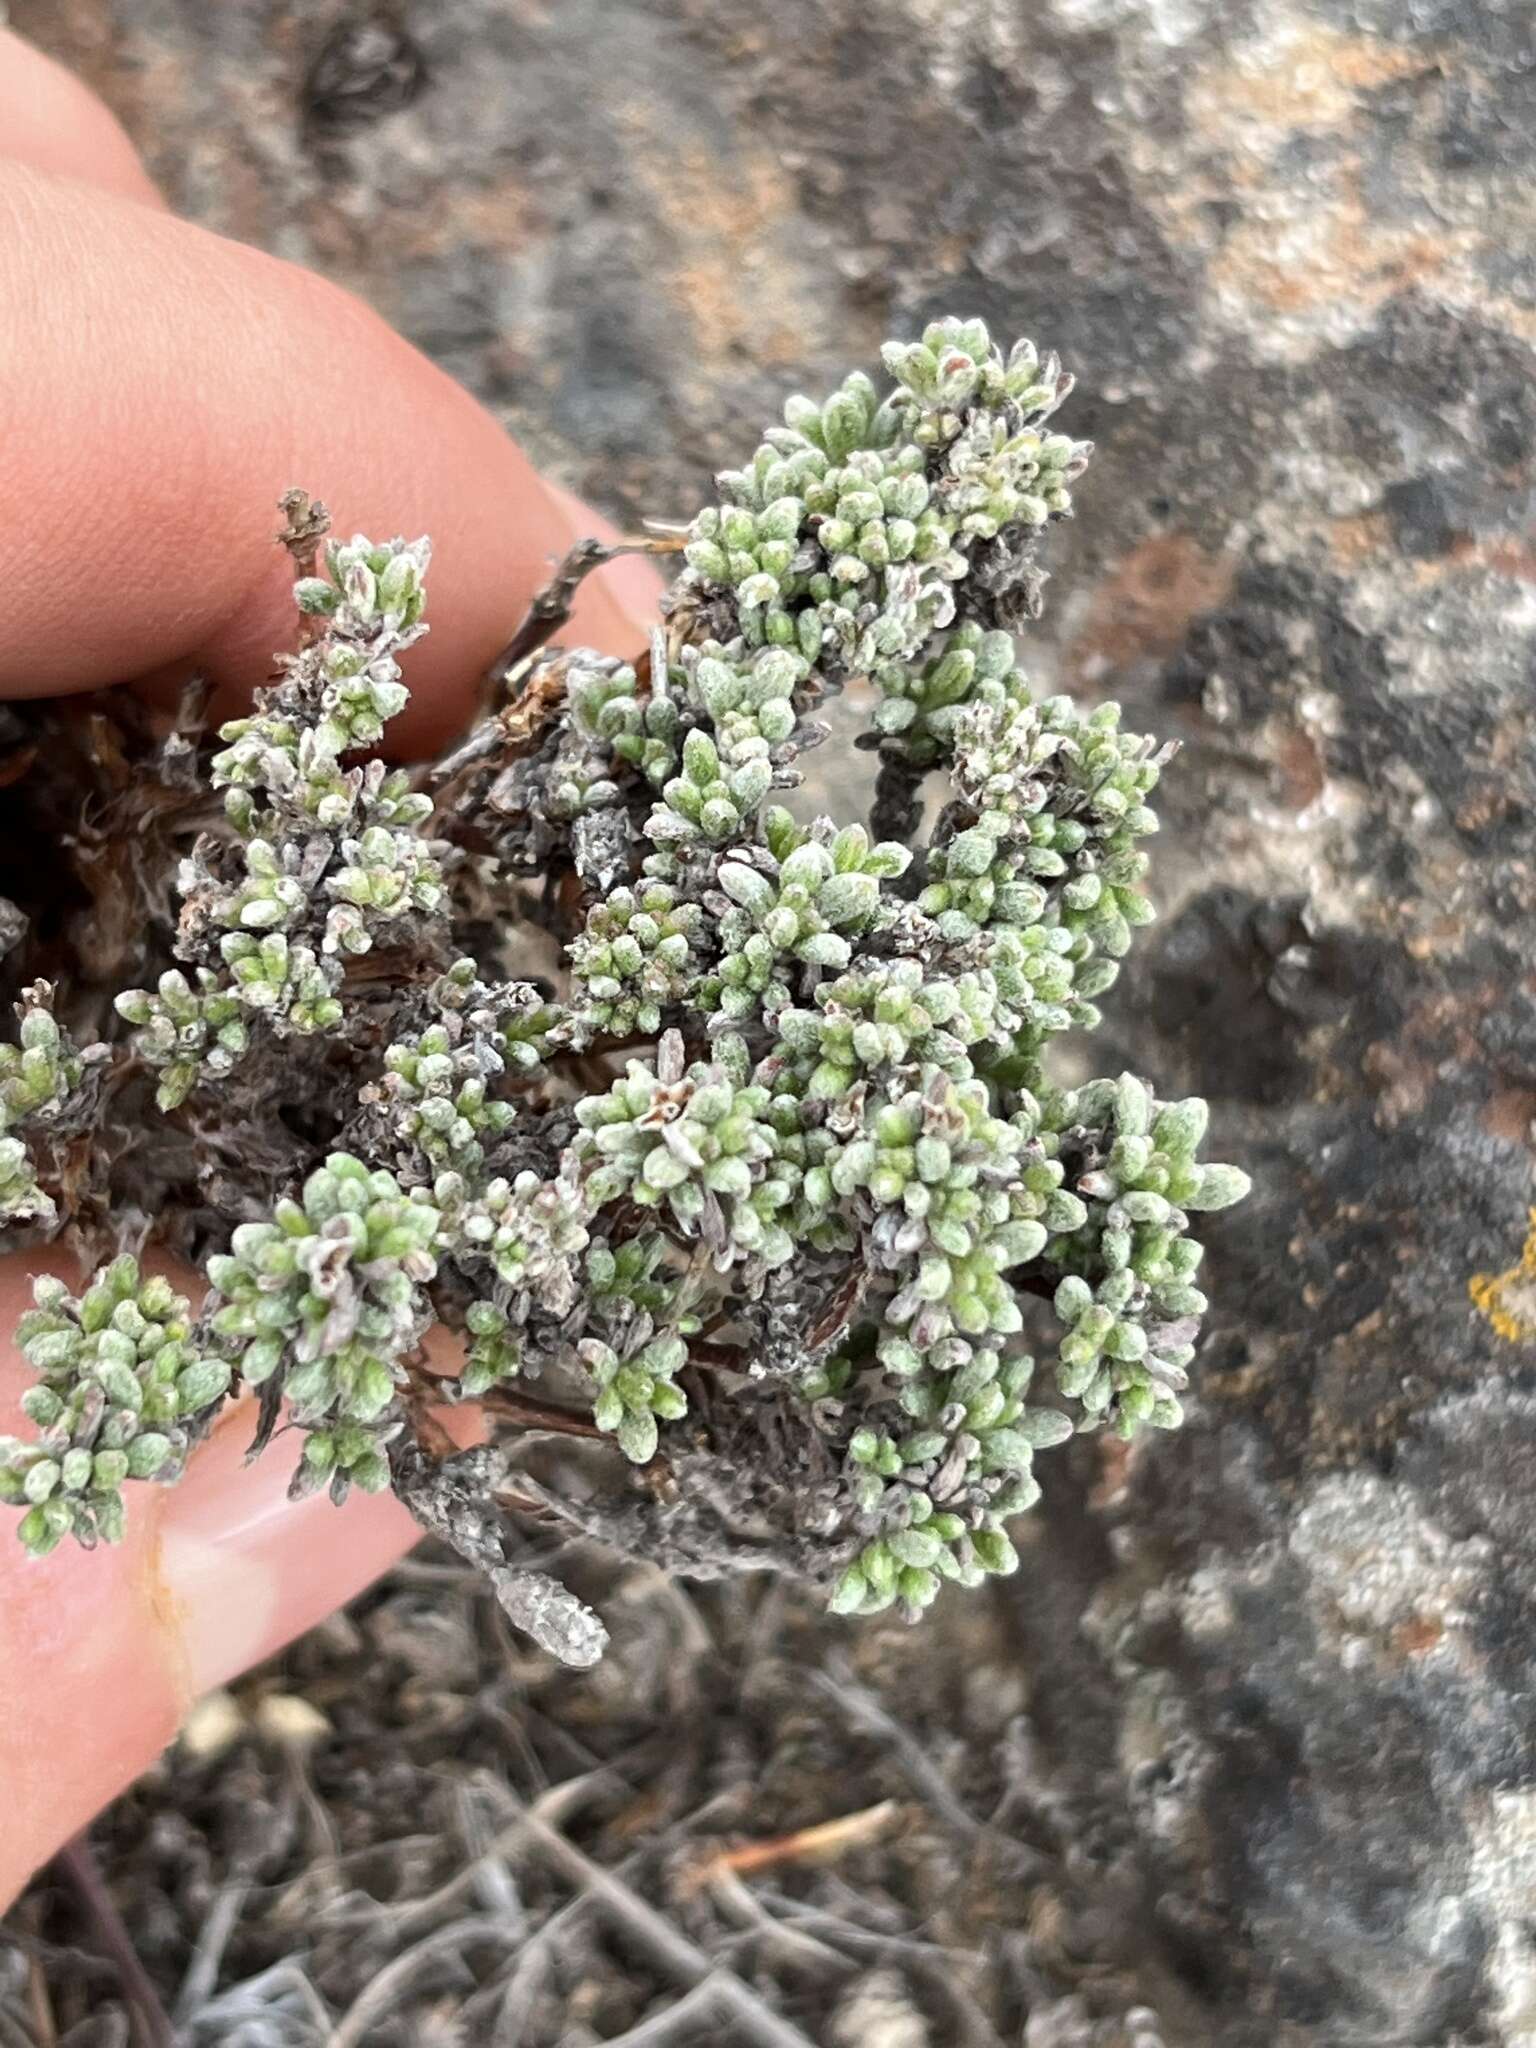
[323,1913,511,2048]
[686,1799,899,1891]
[507,1798,821,2048]
[814,1662,981,1842]
[51,1836,173,2048]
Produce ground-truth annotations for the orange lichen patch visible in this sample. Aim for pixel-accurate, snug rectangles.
[1363,984,1507,1129]
[622,129,813,371]
[407,178,535,264]
[1455,781,1523,834]
[1363,1041,1436,1127]
[309,174,537,288]
[1067,531,1233,680]
[1329,511,1391,569]
[1483,1088,1536,1145]
[1274,726,1327,811]
[1441,535,1536,585]
[1436,717,1536,834]
[1187,23,1437,142]
[1175,26,1464,340]
[452,178,535,247]
[1404,921,1464,961]
[1470,1209,1536,1343]
[1393,1614,1447,1658]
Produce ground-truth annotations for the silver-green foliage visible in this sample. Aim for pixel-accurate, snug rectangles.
[0,1259,229,1552]
[0,985,98,1225]
[0,318,1249,1656]
[115,536,438,1107]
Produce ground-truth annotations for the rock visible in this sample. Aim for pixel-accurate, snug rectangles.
[14,0,1536,2037]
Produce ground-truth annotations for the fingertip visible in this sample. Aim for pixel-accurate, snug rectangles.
[0,165,658,739]
[157,1399,422,1698]
[0,30,165,208]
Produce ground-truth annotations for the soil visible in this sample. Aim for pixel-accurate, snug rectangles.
[7,1527,1167,2046]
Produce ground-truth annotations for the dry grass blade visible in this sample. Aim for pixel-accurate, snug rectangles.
[488,1838,653,2035]
[323,1914,511,2048]
[508,1800,821,2048]
[686,1799,899,1891]
[379,1769,614,1942]
[23,1961,54,2048]
[172,1879,249,2025]
[585,1979,725,2046]
[185,1958,334,2044]
[51,1837,172,2048]
[703,1869,850,1974]
[813,1663,981,1841]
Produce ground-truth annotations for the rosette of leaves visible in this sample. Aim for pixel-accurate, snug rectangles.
[947,696,1169,953]
[579,1321,689,1464]
[0,987,86,1128]
[460,1300,523,1396]
[772,958,1004,1097]
[642,726,775,879]
[366,961,554,1178]
[0,984,101,1219]
[567,654,683,791]
[676,640,807,770]
[575,1029,795,1266]
[829,1067,1044,1347]
[0,1139,49,1224]
[830,1338,1072,1617]
[113,527,445,1113]
[568,882,705,1038]
[0,1261,229,1554]
[684,328,1088,672]
[205,1153,438,1495]
[435,1164,590,1315]
[869,622,1019,765]
[700,812,911,1022]
[376,1019,515,1176]
[324,821,448,946]
[115,968,252,1111]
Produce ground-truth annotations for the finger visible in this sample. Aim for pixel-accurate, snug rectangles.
[0,31,166,207]
[0,1245,479,1907]
[0,161,661,753]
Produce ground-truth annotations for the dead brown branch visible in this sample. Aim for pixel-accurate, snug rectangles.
[684,1798,899,1891]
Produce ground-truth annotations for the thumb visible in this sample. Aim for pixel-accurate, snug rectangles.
[0,1244,477,1908]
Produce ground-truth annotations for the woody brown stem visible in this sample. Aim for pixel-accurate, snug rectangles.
[485,532,687,707]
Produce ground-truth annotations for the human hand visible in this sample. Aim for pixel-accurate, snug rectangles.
[0,29,658,1906]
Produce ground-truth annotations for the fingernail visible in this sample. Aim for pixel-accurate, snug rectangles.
[157,1400,422,1697]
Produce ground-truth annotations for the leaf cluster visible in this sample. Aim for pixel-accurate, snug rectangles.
[0,320,1248,1662]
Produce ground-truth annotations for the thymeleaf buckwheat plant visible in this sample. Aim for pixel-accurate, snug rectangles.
[0,321,1247,1664]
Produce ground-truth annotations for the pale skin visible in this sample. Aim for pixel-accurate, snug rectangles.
[0,30,659,1906]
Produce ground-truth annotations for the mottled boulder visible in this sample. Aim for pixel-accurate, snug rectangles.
[16,1,1536,2037]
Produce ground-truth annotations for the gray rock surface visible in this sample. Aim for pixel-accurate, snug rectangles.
[15,1,1536,2039]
